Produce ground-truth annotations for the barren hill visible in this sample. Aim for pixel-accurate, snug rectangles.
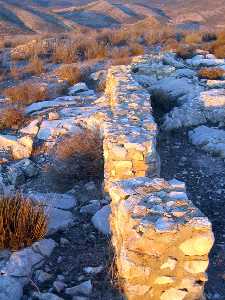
[0,0,225,35]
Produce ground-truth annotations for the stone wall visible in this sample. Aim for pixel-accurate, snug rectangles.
[108,177,214,300]
[103,61,214,300]
[103,65,160,191]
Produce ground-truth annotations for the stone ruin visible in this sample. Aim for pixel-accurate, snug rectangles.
[103,58,215,299]
[0,52,219,299]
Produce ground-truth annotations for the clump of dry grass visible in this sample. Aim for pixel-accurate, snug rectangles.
[54,128,103,180]
[0,195,47,251]
[129,42,145,56]
[55,64,82,85]
[4,82,48,106]
[206,32,225,58]
[0,107,25,130]
[211,44,225,59]
[176,45,196,59]
[26,55,45,75]
[184,32,202,45]
[198,67,225,80]
[52,40,76,64]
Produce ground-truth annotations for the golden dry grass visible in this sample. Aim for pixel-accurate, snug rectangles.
[26,55,45,75]
[0,107,25,130]
[198,67,225,79]
[55,128,103,179]
[0,195,47,251]
[55,64,82,85]
[4,82,48,106]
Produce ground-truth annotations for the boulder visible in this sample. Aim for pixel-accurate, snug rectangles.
[65,280,92,296]
[46,208,74,234]
[6,159,38,186]
[37,119,81,141]
[91,205,111,235]
[20,119,39,135]
[0,276,23,300]
[0,135,33,160]
[68,82,88,95]
[28,192,77,210]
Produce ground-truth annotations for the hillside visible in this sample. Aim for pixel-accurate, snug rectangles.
[0,0,225,35]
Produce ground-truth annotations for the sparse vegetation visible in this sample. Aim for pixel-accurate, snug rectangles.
[198,67,225,80]
[4,82,48,106]
[55,128,103,180]
[0,107,25,130]
[0,195,47,251]
[176,45,196,59]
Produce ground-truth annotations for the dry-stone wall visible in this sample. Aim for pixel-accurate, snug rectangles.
[103,62,214,300]
[108,177,214,300]
[103,65,160,190]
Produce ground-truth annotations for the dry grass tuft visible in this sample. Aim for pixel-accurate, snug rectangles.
[198,67,225,80]
[55,64,82,85]
[54,128,103,180]
[0,195,47,251]
[0,107,25,130]
[4,82,48,106]
[26,55,45,75]
[176,45,196,59]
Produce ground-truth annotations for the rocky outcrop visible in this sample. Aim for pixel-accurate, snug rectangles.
[109,177,214,300]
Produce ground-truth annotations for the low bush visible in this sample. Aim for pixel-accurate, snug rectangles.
[4,82,48,106]
[0,195,47,250]
[198,67,225,80]
[176,45,196,59]
[54,128,103,180]
[202,32,217,42]
[0,107,25,130]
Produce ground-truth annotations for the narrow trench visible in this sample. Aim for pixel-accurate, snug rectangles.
[151,92,225,300]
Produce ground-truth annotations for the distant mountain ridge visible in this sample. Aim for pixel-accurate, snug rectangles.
[0,0,225,35]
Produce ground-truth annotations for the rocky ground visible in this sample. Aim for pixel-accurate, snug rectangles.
[22,180,123,300]
[158,129,225,300]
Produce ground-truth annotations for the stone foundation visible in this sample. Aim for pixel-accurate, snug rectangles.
[108,177,214,300]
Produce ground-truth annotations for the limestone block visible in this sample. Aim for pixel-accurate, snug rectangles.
[109,145,128,160]
[184,260,209,274]
[179,233,214,256]
[160,288,187,300]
